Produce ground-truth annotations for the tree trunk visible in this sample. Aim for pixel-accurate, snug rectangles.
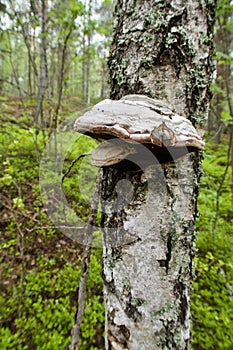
[35,0,48,126]
[54,27,73,122]
[102,1,216,349]
[27,30,32,96]
[100,54,107,99]
[86,35,91,106]
[32,27,37,96]
[82,33,86,102]
[85,0,93,106]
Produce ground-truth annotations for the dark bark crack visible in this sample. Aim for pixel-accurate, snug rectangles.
[108,323,130,349]
[165,234,172,273]
[174,270,188,326]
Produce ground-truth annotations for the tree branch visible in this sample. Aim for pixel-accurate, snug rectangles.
[69,171,101,350]
[62,153,91,184]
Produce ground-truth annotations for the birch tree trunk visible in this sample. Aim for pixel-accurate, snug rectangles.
[35,0,48,126]
[101,1,216,349]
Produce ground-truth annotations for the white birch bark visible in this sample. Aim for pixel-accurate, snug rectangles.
[35,0,48,126]
[101,1,216,349]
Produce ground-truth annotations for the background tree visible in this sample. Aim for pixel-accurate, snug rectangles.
[0,0,109,125]
[35,0,48,127]
[210,0,233,144]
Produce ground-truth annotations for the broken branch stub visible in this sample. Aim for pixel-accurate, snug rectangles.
[74,95,205,166]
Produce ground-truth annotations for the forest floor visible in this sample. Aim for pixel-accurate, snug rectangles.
[0,96,105,350]
[0,97,233,350]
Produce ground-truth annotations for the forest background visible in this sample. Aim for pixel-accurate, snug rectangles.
[0,0,232,349]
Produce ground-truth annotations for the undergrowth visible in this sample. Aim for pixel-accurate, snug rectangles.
[0,99,232,349]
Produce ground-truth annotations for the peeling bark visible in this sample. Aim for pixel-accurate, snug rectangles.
[102,1,216,349]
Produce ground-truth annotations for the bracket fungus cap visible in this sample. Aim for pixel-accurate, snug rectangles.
[74,95,205,166]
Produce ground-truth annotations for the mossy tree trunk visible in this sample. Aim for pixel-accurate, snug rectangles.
[101,1,216,349]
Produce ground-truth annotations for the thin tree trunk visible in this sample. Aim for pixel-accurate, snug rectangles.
[86,36,91,106]
[27,30,32,96]
[54,28,73,123]
[35,0,48,126]
[214,63,224,144]
[49,45,56,100]
[212,130,233,236]
[85,0,93,106]
[102,1,216,349]
[100,55,106,99]
[82,34,86,102]
[213,10,233,144]
[9,0,39,95]
[32,27,37,96]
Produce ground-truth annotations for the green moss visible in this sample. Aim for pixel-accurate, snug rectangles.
[130,298,146,307]
[123,278,131,291]
[143,88,156,98]
[140,57,154,69]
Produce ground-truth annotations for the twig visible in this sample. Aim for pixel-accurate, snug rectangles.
[62,153,92,184]
[2,201,41,225]
[25,225,85,233]
[69,170,101,350]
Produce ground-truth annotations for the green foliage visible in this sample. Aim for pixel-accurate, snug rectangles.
[0,0,110,103]
[62,134,98,218]
[0,100,104,349]
[1,93,233,349]
[191,138,233,350]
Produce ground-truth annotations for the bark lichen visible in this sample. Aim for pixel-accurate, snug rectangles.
[103,0,216,349]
